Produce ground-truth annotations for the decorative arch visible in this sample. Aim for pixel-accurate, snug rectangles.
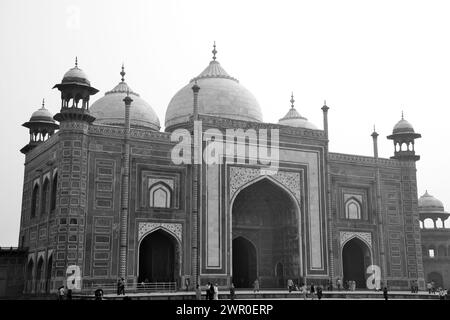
[149,182,172,208]
[230,176,303,287]
[31,184,39,218]
[229,167,301,206]
[51,172,58,212]
[341,236,373,289]
[340,231,372,250]
[437,245,447,257]
[41,178,50,215]
[138,222,182,244]
[137,227,182,284]
[230,174,301,210]
[344,197,362,220]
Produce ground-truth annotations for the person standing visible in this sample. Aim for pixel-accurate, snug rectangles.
[310,283,315,300]
[229,283,235,300]
[301,283,307,300]
[383,286,388,300]
[117,277,125,295]
[336,278,342,291]
[94,288,104,300]
[427,282,432,294]
[195,284,202,300]
[57,286,65,300]
[209,283,215,300]
[213,283,219,300]
[287,279,294,293]
[253,278,260,293]
[317,286,323,300]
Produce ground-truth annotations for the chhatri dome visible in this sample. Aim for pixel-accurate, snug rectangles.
[419,191,447,214]
[90,65,160,131]
[392,111,415,134]
[278,93,317,129]
[27,99,56,124]
[60,57,91,86]
[165,43,263,129]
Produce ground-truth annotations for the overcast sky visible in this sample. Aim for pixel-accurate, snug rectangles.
[0,0,449,246]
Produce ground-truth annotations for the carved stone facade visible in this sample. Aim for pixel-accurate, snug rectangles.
[138,222,182,243]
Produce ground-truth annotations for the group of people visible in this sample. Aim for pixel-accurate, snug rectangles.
[201,282,219,300]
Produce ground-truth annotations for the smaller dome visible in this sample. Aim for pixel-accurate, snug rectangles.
[278,94,317,130]
[29,100,56,124]
[61,58,91,86]
[393,113,415,134]
[419,191,445,212]
[90,66,160,130]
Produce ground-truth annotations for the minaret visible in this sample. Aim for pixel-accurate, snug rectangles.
[119,84,132,280]
[322,100,329,137]
[191,79,201,287]
[50,58,98,291]
[21,99,59,154]
[371,125,379,158]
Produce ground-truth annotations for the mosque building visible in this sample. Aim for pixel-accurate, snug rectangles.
[8,44,431,295]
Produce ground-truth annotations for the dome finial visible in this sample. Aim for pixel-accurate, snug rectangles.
[41,98,45,109]
[290,92,295,109]
[401,110,404,120]
[212,41,217,61]
[120,63,126,82]
[75,56,78,68]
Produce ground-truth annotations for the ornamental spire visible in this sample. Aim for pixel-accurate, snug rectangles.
[212,41,217,61]
[75,56,78,68]
[41,98,45,109]
[120,63,126,82]
[290,92,295,109]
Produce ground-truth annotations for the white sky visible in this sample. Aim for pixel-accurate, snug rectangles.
[1,0,449,246]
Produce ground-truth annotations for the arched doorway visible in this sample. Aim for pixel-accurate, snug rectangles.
[138,229,179,284]
[342,237,371,289]
[25,259,34,293]
[46,255,53,293]
[232,178,300,288]
[36,257,44,293]
[275,262,284,287]
[427,272,443,288]
[232,237,257,288]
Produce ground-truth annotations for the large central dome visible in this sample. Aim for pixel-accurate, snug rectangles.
[165,47,263,130]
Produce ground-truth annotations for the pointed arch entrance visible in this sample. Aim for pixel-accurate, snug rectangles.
[46,255,53,293]
[231,177,301,288]
[36,257,44,293]
[342,237,371,289]
[25,259,34,293]
[232,237,257,288]
[138,229,180,284]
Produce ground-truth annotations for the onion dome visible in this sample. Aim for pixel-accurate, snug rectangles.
[60,57,91,86]
[28,101,56,124]
[419,191,445,212]
[278,93,317,129]
[418,191,449,220]
[165,43,263,130]
[393,112,415,134]
[90,65,160,131]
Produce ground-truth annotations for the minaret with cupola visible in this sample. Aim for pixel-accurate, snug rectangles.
[20,99,59,154]
[387,112,421,161]
[50,58,98,291]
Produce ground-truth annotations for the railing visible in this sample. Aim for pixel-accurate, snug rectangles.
[81,282,177,295]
